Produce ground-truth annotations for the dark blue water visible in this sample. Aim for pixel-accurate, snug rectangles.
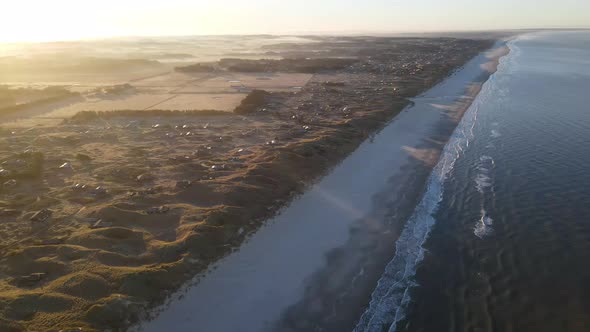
[401,31,590,332]
[356,31,590,332]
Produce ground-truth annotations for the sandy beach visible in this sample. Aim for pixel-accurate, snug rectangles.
[135,42,509,332]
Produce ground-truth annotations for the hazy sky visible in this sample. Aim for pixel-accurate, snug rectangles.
[1,0,589,42]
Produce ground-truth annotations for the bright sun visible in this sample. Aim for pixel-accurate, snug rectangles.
[0,0,128,43]
[0,0,224,43]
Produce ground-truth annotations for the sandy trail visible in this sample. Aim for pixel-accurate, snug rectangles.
[135,44,509,332]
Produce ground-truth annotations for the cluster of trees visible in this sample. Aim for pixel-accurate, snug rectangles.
[0,86,77,115]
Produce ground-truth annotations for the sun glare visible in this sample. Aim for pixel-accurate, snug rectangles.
[0,1,116,43]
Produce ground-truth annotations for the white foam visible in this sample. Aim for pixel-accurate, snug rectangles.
[474,154,496,239]
[474,209,494,239]
[475,173,492,192]
[475,155,495,193]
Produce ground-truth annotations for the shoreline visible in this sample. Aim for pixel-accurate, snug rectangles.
[351,41,510,332]
[135,42,510,332]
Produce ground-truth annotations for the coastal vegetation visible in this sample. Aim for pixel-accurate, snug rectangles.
[0,36,492,331]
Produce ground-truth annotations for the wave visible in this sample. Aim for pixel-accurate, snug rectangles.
[353,45,511,332]
[474,155,495,238]
[474,208,494,239]
[472,86,503,239]
[475,155,494,193]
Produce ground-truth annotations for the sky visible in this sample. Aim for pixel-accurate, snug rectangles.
[0,0,589,42]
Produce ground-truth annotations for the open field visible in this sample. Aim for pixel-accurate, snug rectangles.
[0,35,493,331]
[2,71,313,126]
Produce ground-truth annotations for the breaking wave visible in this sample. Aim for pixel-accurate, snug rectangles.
[474,208,494,239]
[353,43,511,332]
[474,155,495,238]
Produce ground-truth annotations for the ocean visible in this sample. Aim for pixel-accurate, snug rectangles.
[356,31,590,332]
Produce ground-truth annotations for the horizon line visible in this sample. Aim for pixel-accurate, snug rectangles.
[1,27,589,45]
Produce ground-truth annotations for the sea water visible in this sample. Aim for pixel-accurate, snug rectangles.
[357,31,590,332]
